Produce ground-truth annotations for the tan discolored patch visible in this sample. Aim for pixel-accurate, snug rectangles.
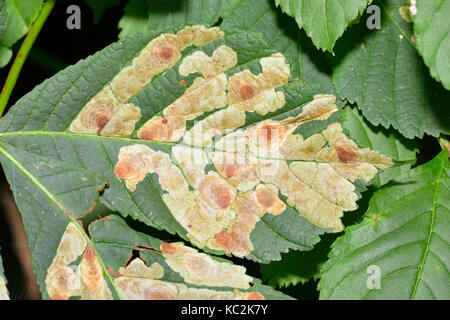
[212,191,264,256]
[111,26,224,102]
[118,258,164,279]
[183,106,246,146]
[258,159,345,232]
[161,242,252,289]
[295,94,338,122]
[0,276,9,300]
[45,223,86,300]
[163,192,225,247]
[280,133,326,160]
[164,74,228,121]
[289,162,357,211]
[227,53,290,115]
[209,152,259,192]
[115,277,262,300]
[316,123,394,182]
[69,86,141,137]
[399,5,413,22]
[114,144,189,195]
[172,146,209,188]
[137,115,186,142]
[253,184,286,215]
[198,173,236,211]
[115,278,178,300]
[79,246,112,300]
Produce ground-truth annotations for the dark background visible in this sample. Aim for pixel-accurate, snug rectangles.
[0,0,442,300]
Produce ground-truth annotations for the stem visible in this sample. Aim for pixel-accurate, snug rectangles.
[0,0,55,116]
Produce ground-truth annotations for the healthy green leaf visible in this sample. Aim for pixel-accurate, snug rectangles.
[0,247,9,300]
[412,0,450,90]
[341,106,417,187]
[274,0,372,52]
[332,0,450,139]
[0,0,42,67]
[0,138,284,299]
[319,151,450,299]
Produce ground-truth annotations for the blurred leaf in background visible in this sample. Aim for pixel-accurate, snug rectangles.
[0,0,43,68]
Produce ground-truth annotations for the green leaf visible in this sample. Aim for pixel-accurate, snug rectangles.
[0,247,9,300]
[412,0,450,90]
[0,1,394,276]
[341,106,417,187]
[0,0,42,47]
[0,142,108,299]
[319,151,450,299]
[118,0,342,106]
[332,0,450,139]
[274,0,372,52]
[84,0,122,24]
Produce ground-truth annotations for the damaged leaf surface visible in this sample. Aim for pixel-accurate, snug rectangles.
[0,2,398,301]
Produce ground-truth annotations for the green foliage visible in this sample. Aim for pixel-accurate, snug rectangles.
[274,0,372,52]
[341,107,417,187]
[319,151,450,299]
[0,0,43,67]
[332,0,450,139]
[0,0,449,301]
[412,0,450,90]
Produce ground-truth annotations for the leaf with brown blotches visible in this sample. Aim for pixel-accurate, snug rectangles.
[0,9,401,301]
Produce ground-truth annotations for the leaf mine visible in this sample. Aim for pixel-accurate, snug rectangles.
[69,86,141,137]
[138,45,237,141]
[70,26,224,138]
[161,242,252,288]
[227,53,290,115]
[45,223,86,300]
[45,224,112,300]
[113,246,264,300]
[104,31,394,254]
[79,246,112,300]
[111,26,225,102]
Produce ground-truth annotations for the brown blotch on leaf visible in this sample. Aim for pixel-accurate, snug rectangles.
[161,242,178,255]
[144,284,176,300]
[239,83,255,100]
[114,161,135,179]
[199,175,236,210]
[81,105,112,134]
[336,144,360,164]
[254,184,286,215]
[243,292,265,300]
